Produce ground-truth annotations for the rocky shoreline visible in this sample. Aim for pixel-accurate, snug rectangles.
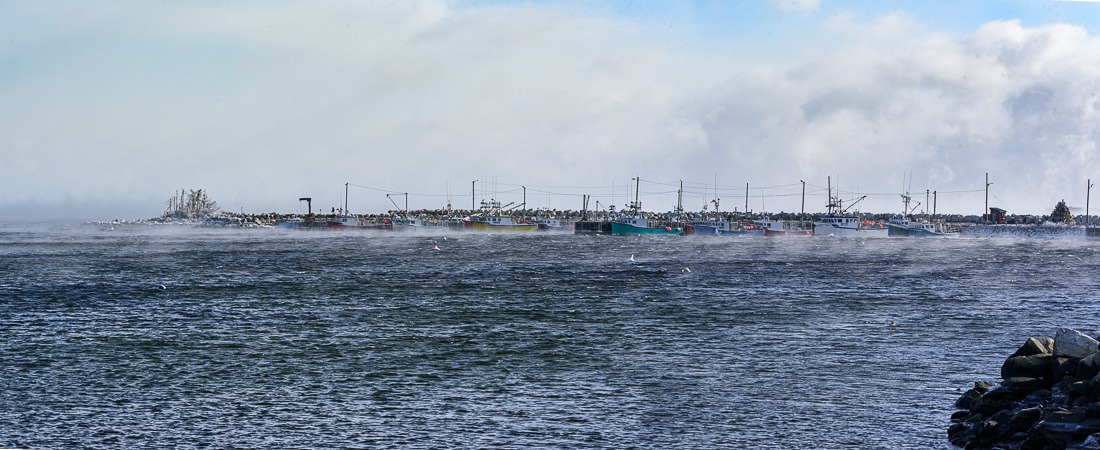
[950,328,1100,449]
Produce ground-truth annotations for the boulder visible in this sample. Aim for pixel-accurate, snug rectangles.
[1002,354,1055,380]
[1068,433,1100,450]
[1078,353,1100,380]
[1012,337,1055,357]
[952,330,1100,450]
[1056,328,1100,358]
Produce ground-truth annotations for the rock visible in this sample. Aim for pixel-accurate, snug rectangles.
[955,388,984,410]
[1068,433,1100,450]
[1003,376,1054,392]
[1056,328,1100,358]
[1012,337,1056,357]
[1057,357,1084,381]
[952,330,1100,450]
[1078,353,1100,380]
[975,386,1032,416]
[1003,354,1055,380]
[1009,406,1044,434]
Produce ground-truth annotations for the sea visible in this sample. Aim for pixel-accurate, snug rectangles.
[2,221,1099,449]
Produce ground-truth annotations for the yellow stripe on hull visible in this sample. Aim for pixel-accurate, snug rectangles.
[470,221,537,232]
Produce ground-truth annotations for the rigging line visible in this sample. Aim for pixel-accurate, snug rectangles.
[476,180,626,190]
[347,183,452,198]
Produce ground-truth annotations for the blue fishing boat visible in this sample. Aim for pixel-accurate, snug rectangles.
[610,177,684,236]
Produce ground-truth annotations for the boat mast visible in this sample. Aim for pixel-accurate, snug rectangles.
[631,176,641,218]
[344,182,349,216]
[676,180,683,216]
[745,183,749,216]
[933,190,938,218]
[713,176,720,220]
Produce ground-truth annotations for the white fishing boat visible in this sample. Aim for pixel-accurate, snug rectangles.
[755,219,812,236]
[812,177,888,238]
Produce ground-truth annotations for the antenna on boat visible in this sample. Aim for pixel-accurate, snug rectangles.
[827,176,835,214]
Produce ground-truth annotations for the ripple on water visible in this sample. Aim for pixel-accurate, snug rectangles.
[2,226,1099,448]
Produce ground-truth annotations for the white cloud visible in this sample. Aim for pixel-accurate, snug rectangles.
[772,0,821,14]
[1,3,1099,218]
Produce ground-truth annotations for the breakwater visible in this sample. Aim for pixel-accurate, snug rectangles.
[950,328,1100,449]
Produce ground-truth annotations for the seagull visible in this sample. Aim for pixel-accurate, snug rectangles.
[682,267,691,273]
[433,245,441,251]
[629,254,635,262]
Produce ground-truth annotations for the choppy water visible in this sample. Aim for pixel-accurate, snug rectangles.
[2,222,1099,449]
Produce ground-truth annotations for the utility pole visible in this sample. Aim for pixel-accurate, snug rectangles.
[522,186,526,218]
[933,191,937,218]
[800,180,806,228]
[1088,179,1094,227]
[984,173,992,223]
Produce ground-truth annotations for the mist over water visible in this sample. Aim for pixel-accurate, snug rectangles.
[2,222,1099,448]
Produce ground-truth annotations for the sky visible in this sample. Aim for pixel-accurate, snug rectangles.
[3,0,1100,220]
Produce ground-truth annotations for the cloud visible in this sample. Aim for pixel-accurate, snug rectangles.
[1,3,1099,218]
[772,0,821,14]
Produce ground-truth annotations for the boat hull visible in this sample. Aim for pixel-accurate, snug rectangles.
[887,224,955,237]
[470,221,537,232]
[327,221,392,231]
[611,222,684,236]
[812,223,888,237]
[764,229,812,237]
[718,229,765,236]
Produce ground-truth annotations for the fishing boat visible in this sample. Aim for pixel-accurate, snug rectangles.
[812,177,888,238]
[754,219,812,236]
[467,200,537,232]
[814,216,887,237]
[610,177,684,236]
[610,216,683,235]
[885,191,958,237]
[535,218,573,232]
[327,215,392,230]
[684,197,764,236]
[686,220,765,236]
[327,183,392,230]
[391,217,426,231]
[886,217,957,237]
[386,193,427,231]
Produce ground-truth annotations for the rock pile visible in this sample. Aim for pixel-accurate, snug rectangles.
[950,328,1100,449]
